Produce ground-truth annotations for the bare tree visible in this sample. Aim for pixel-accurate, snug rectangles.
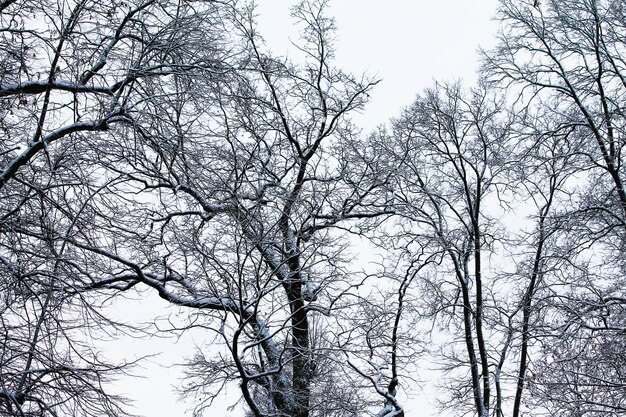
[0,0,242,415]
[483,1,626,415]
[371,81,513,417]
[6,1,626,416]
[526,299,626,417]
[341,249,439,417]
[2,1,389,416]
[503,108,581,417]
[483,0,626,232]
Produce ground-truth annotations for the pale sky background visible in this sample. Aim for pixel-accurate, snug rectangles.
[119,1,501,416]
[256,0,501,130]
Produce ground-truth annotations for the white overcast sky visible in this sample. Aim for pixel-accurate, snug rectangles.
[125,1,501,416]
[256,0,500,130]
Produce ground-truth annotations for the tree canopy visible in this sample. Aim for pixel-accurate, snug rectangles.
[0,1,624,416]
